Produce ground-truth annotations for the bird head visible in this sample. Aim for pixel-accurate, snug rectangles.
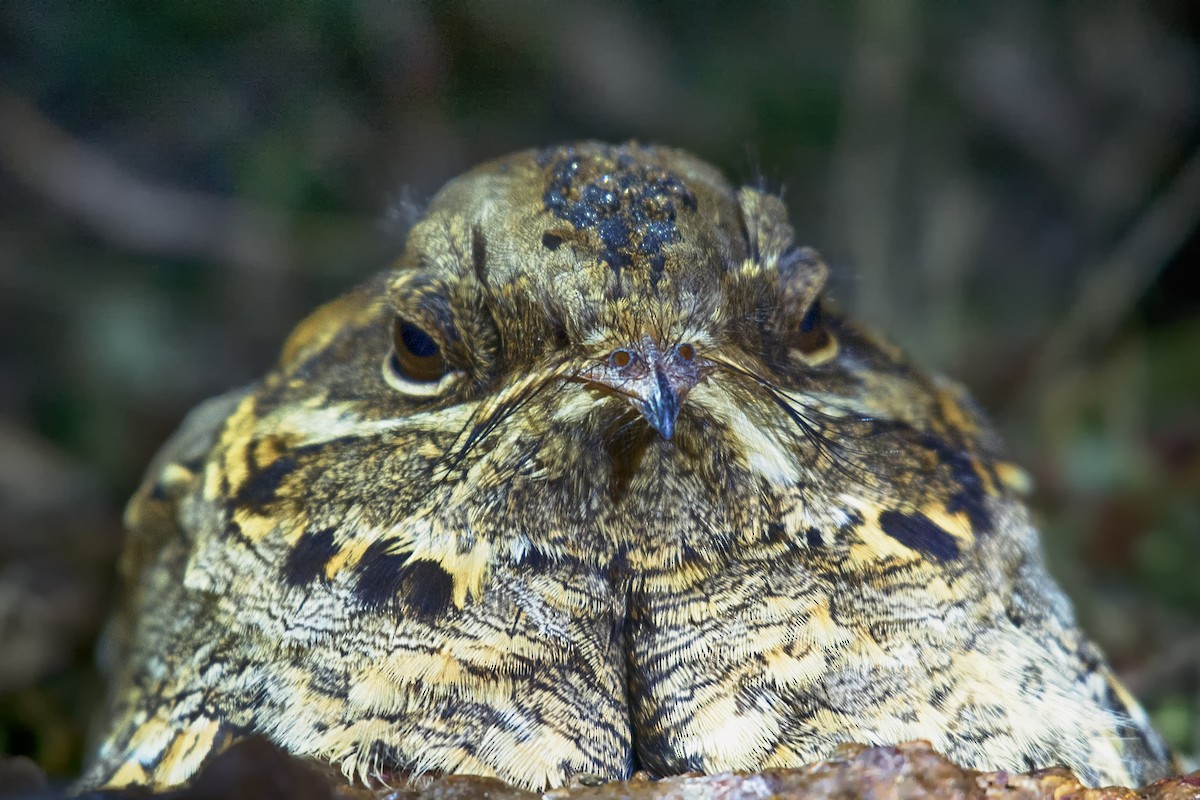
[228,141,993,600]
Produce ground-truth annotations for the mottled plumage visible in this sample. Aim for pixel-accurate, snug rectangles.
[84,142,1179,790]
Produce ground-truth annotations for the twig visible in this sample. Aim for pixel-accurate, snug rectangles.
[825,0,919,335]
[1122,629,1200,698]
[1018,145,1200,407]
[0,92,291,274]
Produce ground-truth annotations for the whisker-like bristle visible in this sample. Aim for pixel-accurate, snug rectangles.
[435,365,575,484]
[707,356,888,485]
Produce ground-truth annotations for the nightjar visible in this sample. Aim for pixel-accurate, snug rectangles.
[83,141,1180,791]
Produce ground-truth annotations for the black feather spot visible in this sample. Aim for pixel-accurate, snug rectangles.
[353,540,411,608]
[514,547,554,571]
[919,434,994,535]
[805,527,825,547]
[471,225,489,282]
[282,527,338,587]
[234,455,298,508]
[353,541,453,617]
[541,232,563,251]
[541,145,696,286]
[879,510,961,562]
[947,484,992,536]
[400,561,453,616]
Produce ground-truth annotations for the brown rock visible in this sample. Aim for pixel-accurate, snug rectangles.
[10,739,1197,800]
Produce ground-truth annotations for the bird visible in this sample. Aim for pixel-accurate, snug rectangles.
[82,141,1180,792]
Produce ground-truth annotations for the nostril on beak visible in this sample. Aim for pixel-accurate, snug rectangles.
[584,338,701,441]
[610,349,635,369]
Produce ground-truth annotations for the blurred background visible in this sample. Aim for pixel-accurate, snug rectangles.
[1,0,1198,781]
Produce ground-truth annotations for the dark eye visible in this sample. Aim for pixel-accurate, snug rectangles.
[796,299,836,359]
[799,299,821,333]
[391,318,447,383]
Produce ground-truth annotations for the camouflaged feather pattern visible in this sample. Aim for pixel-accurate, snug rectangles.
[84,142,1180,791]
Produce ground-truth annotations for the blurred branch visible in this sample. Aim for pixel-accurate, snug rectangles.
[1018,145,1200,407]
[0,93,291,273]
[1123,629,1200,699]
[826,0,919,334]
[467,2,685,134]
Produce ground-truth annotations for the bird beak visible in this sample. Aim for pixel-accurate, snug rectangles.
[582,337,701,441]
[643,366,681,439]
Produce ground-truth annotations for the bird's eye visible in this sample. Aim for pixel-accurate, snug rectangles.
[383,317,456,396]
[795,300,838,364]
[676,343,696,362]
[392,319,446,382]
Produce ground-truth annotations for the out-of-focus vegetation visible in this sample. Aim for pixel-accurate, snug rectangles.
[1,0,1197,782]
